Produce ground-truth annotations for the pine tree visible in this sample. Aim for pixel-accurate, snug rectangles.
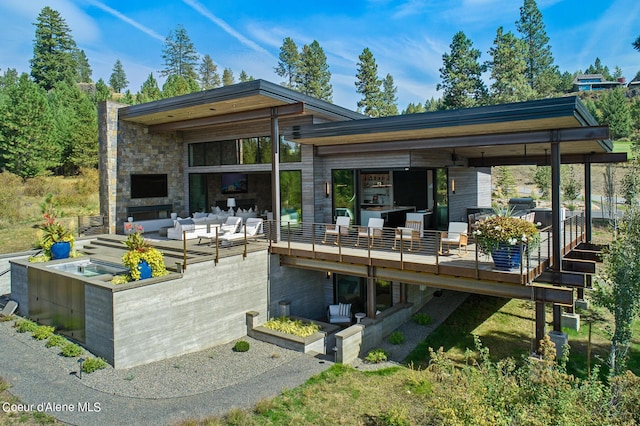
[0,73,59,178]
[239,70,254,82]
[598,88,632,139]
[516,0,558,97]
[633,36,640,52]
[30,6,78,90]
[162,75,199,97]
[585,57,612,80]
[94,78,112,102]
[160,24,199,79]
[198,54,220,90]
[486,27,534,104]
[222,68,235,86]
[122,90,135,105]
[274,37,300,88]
[48,80,98,174]
[380,74,398,116]
[73,49,92,83]
[402,102,425,114]
[355,47,383,117]
[138,73,161,103]
[109,59,128,93]
[437,31,487,109]
[297,41,332,102]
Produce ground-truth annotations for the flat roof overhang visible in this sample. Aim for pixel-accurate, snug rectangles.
[291,96,621,164]
[118,79,365,129]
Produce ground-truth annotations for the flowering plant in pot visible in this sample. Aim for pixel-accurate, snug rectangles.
[473,210,540,270]
[31,213,76,261]
[120,229,168,281]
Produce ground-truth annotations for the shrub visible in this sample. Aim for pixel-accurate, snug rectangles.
[365,348,388,364]
[60,342,83,357]
[389,331,405,345]
[263,316,321,337]
[14,319,38,333]
[234,340,250,352]
[32,325,55,340]
[82,357,108,373]
[412,313,433,326]
[46,334,67,348]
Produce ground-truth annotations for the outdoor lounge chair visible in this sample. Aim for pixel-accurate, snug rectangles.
[218,218,263,245]
[327,303,352,324]
[322,216,350,244]
[439,221,469,256]
[196,216,242,245]
[355,218,384,248]
[393,220,422,251]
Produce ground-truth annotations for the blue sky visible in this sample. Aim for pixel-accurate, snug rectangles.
[1,0,639,110]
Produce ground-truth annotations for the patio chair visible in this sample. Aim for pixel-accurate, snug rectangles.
[322,216,351,244]
[327,303,352,324]
[196,216,242,245]
[393,220,422,251]
[355,218,384,248]
[0,300,17,317]
[219,218,263,245]
[439,221,469,256]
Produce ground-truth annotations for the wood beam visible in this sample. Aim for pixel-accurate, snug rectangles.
[536,271,586,287]
[315,126,610,156]
[562,258,597,274]
[148,102,304,133]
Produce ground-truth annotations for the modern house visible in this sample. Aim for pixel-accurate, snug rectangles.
[572,73,626,92]
[64,79,622,367]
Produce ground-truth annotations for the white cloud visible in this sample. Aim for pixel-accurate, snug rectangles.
[87,0,164,42]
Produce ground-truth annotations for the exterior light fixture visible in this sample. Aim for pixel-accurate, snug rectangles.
[325,182,331,198]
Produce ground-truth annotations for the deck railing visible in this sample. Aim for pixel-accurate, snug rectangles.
[266,212,586,284]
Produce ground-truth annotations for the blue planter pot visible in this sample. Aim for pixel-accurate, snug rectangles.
[491,243,522,270]
[50,241,71,260]
[138,260,152,279]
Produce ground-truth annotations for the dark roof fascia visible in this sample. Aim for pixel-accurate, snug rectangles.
[119,79,365,122]
[293,96,586,140]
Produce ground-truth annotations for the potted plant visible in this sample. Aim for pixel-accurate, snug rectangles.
[473,210,540,270]
[121,229,168,281]
[36,212,75,260]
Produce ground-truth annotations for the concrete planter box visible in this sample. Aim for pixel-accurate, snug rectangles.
[247,313,339,355]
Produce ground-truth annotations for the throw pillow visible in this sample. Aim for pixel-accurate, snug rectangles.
[339,303,351,317]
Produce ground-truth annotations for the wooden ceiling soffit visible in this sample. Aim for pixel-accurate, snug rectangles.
[468,152,627,167]
[148,102,305,133]
[314,126,610,156]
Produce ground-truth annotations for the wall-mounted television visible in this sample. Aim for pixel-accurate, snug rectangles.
[131,174,168,198]
[221,173,248,194]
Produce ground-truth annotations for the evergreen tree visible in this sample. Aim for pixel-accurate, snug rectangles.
[402,102,425,114]
[160,24,198,80]
[557,70,575,92]
[598,88,632,139]
[585,57,612,80]
[380,74,398,116]
[425,97,444,111]
[109,59,128,93]
[222,68,235,86]
[30,6,78,90]
[239,70,254,82]
[94,78,112,102]
[274,37,300,88]
[122,90,135,105]
[297,40,332,102]
[73,49,92,83]
[633,35,640,52]
[486,27,534,104]
[162,74,199,98]
[0,73,59,178]
[138,73,162,103]
[355,47,383,117]
[198,54,220,89]
[437,31,487,109]
[48,80,98,174]
[516,0,558,96]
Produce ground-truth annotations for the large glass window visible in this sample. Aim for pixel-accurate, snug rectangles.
[435,168,449,230]
[189,174,208,213]
[188,136,300,166]
[280,170,302,223]
[332,169,357,222]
